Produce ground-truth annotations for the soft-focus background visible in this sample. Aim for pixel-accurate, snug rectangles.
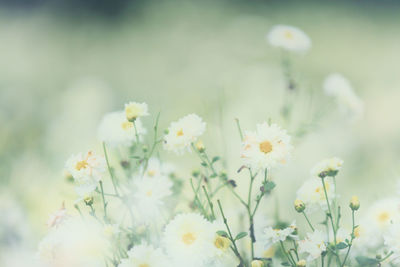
[1,0,400,263]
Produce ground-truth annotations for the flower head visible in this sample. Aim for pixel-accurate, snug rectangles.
[298,230,326,261]
[46,203,69,229]
[65,151,106,196]
[267,25,311,52]
[118,244,169,267]
[163,114,206,154]
[296,178,335,214]
[163,213,215,265]
[263,222,297,248]
[98,111,146,147]
[124,101,149,121]
[241,123,292,171]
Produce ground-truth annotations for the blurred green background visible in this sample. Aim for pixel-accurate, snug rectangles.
[1,0,400,256]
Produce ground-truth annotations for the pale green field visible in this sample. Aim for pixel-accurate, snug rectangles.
[1,0,400,249]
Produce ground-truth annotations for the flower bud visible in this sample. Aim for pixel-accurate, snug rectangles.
[251,260,264,267]
[296,259,306,267]
[349,196,360,211]
[142,145,149,153]
[294,199,305,213]
[195,140,205,152]
[192,169,200,177]
[84,196,94,206]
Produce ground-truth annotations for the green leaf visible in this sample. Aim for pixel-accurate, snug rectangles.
[235,232,248,240]
[336,242,348,249]
[201,162,207,167]
[355,256,380,265]
[210,173,217,178]
[216,230,228,237]
[212,156,220,163]
[281,262,291,266]
[263,181,276,192]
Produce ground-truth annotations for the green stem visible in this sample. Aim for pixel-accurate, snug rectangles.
[99,180,108,222]
[132,120,140,144]
[279,241,296,266]
[341,210,355,267]
[302,211,315,231]
[235,118,244,141]
[202,186,216,220]
[102,142,119,196]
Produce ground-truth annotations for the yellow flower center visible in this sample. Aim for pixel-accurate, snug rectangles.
[147,170,156,177]
[182,232,196,245]
[146,190,152,197]
[354,226,360,238]
[125,105,141,120]
[139,264,150,267]
[284,30,294,40]
[259,141,273,154]
[121,121,134,131]
[378,211,390,223]
[177,129,184,136]
[75,160,88,171]
[214,236,230,251]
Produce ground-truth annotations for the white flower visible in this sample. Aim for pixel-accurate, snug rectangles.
[263,223,297,249]
[163,114,206,154]
[241,123,292,171]
[65,151,106,196]
[142,157,175,179]
[365,198,400,232]
[384,223,400,264]
[296,178,335,214]
[323,74,364,120]
[298,230,327,262]
[311,157,343,178]
[163,213,215,266]
[38,217,110,267]
[132,175,172,222]
[206,230,239,267]
[124,101,149,121]
[267,25,311,52]
[97,111,146,147]
[46,203,69,229]
[118,244,169,267]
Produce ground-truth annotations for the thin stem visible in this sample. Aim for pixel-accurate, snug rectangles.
[99,181,108,222]
[235,118,244,141]
[202,186,216,220]
[279,241,295,267]
[341,210,355,267]
[321,178,341,266]
[217,200,246,266]
[102,142,119,196]
[132,120,140,144]
[302,211,315,231]
[190,178,207,217]
[143,112,161,172]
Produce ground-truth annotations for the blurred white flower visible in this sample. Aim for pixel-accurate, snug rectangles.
[97,111,146,147]
[124,101,149,122]
[296,178,335,213]
[65,151,106,196]
[163,213,215,266]
[142,157,175,179]
[365,198,400,232]
[323,73,364,120]
[132,175,172,222]
[298,230,326,261]
[263,222,297,248]
[38,217,110,267]
[310,157,343,178]
[118,244,169,267]
[383,223,400,264]
[267,25,311,52]
[241,122,292,171]
[163,114,206,154]
[206,231,239,267]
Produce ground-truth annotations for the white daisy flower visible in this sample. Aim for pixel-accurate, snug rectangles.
[163,213,215,266]
[142,157,175,179]
[163,114,206,154]
[263,222,297,248]
[296,178,335,214]
[365,198,400,232]
[38,217,110,267]
[132,176,172,222]
[298,230,327,262]
[97,111,146,147]
[241,122,292,171]
[206,231,239,267]
[267,25,311,52]
[118,244,170,267]
[311,157,344,178]
[323,74,364,120]
[124,101,149,121]
[65,151,106,196]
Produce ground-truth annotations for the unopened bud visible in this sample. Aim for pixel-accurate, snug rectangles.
[195,140,205,152]
[251,260,264,267]
[296,259,306,267]
[84,196,94,206]
[294,199,305,213]
[192,169,200,177]
[350,196,360,211]
[142,145,148,153]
